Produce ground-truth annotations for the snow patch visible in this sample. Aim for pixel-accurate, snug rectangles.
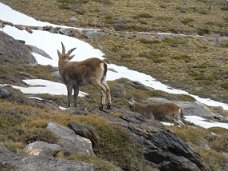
[10,79,87,97]
[0,2,228,111]
[184,116,228,129]
[161,122,175,126]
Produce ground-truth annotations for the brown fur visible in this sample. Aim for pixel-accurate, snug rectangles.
[58,43,111,109]
[129,101,185,126]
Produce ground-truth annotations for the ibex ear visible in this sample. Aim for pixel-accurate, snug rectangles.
[68,54,75,61]
[57,50,61,57]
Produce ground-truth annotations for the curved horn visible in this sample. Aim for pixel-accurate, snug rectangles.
[61,42,66,54]
[67,47,77,55]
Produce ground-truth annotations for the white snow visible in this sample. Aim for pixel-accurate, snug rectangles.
[1,26,104,66]
[161,122,175,126]
[10,79,87,97]
[1,3,228,129]
[0,3,54,26]
[28,96,43,101]
[59,106,67,110]
[185,116,228,129]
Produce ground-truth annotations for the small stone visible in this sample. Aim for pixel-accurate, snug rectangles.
[24,141,61,156]
[0,86,11,99]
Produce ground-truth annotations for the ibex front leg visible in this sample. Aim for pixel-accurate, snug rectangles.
[73,86,79,107]
[67,83,73,107]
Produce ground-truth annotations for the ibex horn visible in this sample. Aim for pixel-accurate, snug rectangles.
[67,47,77,55]
[61,42,66,54]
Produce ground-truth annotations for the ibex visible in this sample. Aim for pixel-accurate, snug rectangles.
[57,42,112,110]
[128,99,185,126]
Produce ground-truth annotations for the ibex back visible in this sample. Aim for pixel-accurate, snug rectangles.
[57,42,112,110]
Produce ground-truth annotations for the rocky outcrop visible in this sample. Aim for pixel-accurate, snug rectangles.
[0,144,94,171]
[24,141,61,157]
[93,108,209,171]
[67,122,100,147]
[46,122,94,156]
[0,31,36,64]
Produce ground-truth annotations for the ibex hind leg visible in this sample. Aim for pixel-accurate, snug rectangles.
[73,87,79,107]
[102,81,112,109]
[93,82,107,111]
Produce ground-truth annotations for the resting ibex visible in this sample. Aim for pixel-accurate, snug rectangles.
[58,42,111,110]
[129,99,185,126]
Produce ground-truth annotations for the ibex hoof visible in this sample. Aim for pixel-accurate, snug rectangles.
[99,104,104,111]
[107,104,111,110]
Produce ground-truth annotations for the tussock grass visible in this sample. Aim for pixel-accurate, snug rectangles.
[0,100,150,170]
[170,126,228,171]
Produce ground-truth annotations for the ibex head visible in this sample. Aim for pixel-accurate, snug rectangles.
[57,42,77,62]
[128,97,136,111]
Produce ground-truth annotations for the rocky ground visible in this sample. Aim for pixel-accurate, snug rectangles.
[0,1,228,171]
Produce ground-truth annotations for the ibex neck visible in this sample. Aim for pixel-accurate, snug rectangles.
[58,59,66,76]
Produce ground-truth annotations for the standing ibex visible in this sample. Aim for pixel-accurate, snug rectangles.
[58,42,111,110]
[129,99,185,126]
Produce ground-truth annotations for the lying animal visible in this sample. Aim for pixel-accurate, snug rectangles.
[129,99,185,126]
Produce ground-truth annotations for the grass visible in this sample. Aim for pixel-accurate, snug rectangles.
[66,154,121,171]
[0,100,151,170]
[1,0,227,34]
[169,126,228,171]
[0,54,59,85]
[0,0,228,170]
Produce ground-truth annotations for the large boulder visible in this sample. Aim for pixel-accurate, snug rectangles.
[0,31,36,64]
[46,122,94,156]
[93,107,209,171]
[0,144,94,171]
[67,122,99,147]
[24,141,61,157]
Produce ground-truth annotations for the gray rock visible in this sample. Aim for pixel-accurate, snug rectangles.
[111,85,126,98]
[85,31,105,39]
[65,106,88,115]
[24,141,61,157]
[0,144,94,171]
[0,86,11,98]
[147,97,171,103]
[92,107,209,171]
[0,31,36,64]
[46,122,94,156]
[26,44,52,59]
[177,101,216,118]
[67,122,99,147]
[129,80,148,90]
